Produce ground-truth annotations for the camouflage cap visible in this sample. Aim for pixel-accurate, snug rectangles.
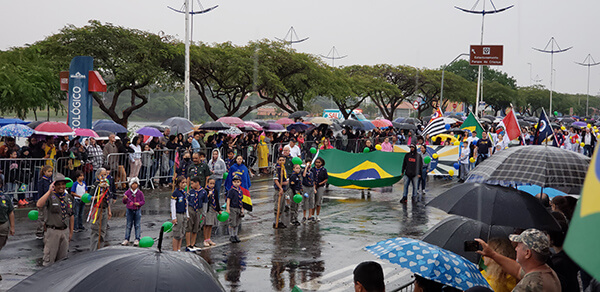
[509,228,550,255]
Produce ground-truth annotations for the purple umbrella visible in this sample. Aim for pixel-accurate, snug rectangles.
[136,126,164,137]
[264,123,286,133]
[286,122,309,132]
[572,121,587,127]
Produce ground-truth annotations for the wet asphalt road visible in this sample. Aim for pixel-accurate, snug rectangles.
[0,177,456,292]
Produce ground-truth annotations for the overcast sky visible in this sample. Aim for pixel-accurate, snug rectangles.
[2,0,599,96]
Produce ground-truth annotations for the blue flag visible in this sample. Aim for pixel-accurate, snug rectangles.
[533,108,554,145]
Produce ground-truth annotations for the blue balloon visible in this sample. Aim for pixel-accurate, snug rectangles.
[445,124,451,130]
[453,162,460,169]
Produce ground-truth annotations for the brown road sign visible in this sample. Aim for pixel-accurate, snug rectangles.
[470,45,503,66]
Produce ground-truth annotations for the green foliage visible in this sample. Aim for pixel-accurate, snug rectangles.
[482,81,516,115]
[445,60,517,89]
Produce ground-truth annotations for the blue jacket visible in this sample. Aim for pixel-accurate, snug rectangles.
[224,163,251,191]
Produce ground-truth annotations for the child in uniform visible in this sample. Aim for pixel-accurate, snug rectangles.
[273,156,288,228]
[70,170,87,233]
[301,159,315,223]
[0,180,15,280]
[203,178,220,246]
[226,176,244,243]
[288,164,302,226]
[35,165,53,239]
[170,176,188,251]
[186,177,206,250]
[311,157,328,222]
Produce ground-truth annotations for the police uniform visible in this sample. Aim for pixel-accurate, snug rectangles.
[43,190,73,266]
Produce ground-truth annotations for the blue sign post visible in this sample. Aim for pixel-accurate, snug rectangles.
[67,56,94,129]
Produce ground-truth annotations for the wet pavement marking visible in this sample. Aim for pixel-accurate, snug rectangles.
[297,265,356,290]
[323,266,395,291]
[320,210,351,219]
[195,233,264,250]
[323,195,348,200]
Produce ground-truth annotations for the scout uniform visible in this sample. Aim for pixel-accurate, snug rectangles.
[43,186,73,266]
[89,179,110,251]
[187,187,206,236]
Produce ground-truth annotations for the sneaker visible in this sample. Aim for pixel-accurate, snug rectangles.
[302,217,307,223]
[79,227,86,232]
[316,216,320,222]
[203,240,210,247]
[292,221,301,226]
[133,240,139,246]
[209,240,216,246]
[235,236,241,243]
[74,229,81,233]
[308,217,315,222]
[121,240,129,246]
[36,235,44,240]
[229,236,236,243]
[18,199,26,206]
[400,197,407,204]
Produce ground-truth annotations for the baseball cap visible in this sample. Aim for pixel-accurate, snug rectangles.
[509,228,550,255]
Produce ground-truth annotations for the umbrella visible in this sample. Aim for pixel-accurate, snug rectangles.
[276,117,295,125]
[360,120,376,131]
[34,122,75,136]
[308,117,333,125]
[263,122,286,132]
[371,119,393,128]
[162,117,194,134]
[288,111,309,119]
[136,126,163,138]
[9,246,225,292]
[393,122,417,130]
[147,124,167,132]
[393,117,406,123]
[0,124,34,137]
[572,121,587,127]
[198,121,231,131]
[216,116,245,126]
[242,121,262,131]
[421,216,514,264]
[26,120,45,129]
[95,130,120,141]
[466,145,590,193]
[427,183,561,231]
[0,118,28,127]
[517,185,568,198]
[253,120,270,127]
[218,126,243,136]
[365,237,491,291]
[341,119,364,129]
[403,118,420,125]
[74,128,99,138]
[479,117,492,124]
[92,121,128,134]
[286,122,310,132]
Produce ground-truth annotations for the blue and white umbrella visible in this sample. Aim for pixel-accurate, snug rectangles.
[517,185,567,198]
[0,124,35,137]
[365,237,491,291]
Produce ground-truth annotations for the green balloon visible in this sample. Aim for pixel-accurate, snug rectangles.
[162,221,173,233]
[223,172,228,180]
[310,147,317,154]
[554,111,558,116]
[28,210,39,221]
[292,157,302,165]
[217,211,229,222]
[293,194,303,203]
[81,193,91,203]
[138,236,154,248]
[363,147,370,153]
[424,156,431,164]
[65,177,73,189]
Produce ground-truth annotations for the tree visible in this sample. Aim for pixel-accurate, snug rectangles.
[37,20,177,127]
[482,81,516,115]
[445,60,517,89]
[517,85,549,116]
[328,67,367,120]
[0,47,65,120]
[418,69,474,117]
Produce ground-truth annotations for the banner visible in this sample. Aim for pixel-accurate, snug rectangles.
[68,56,94,129]
[394,145,459,176]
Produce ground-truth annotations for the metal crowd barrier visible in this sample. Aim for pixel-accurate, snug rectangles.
[0,158,53,199]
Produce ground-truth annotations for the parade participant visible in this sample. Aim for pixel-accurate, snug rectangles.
[311,157,328,222]
[36,173,74,266]
[226,176,244,243]
[225,150,235,171]
[459,142,470,182]
[208,149,227,199]
[0,179,15,280]
[476,229,561,292]
[186,177,205,249]
[88,168,112,251]
[288,164,302,226]
[35,165,53,239]
[69,171,87,233]
[203,178,220,246]
[224,155,252,191]
[121,177,145,246]
[273,156,288,228]
[301,158,315,223]
[170,176,188,251]
[400,144,421,204]
[418,145,430,195]
[187,152,211,187]
[475,132,492,165]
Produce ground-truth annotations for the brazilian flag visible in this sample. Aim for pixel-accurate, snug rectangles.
[564,146,600,279]
[317,149,406,189]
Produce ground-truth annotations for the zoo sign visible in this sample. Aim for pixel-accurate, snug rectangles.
[61,57,107,129]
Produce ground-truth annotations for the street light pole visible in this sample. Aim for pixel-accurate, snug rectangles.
[441,53,469,109]
[533,37,572,115]
[575,54,600,117]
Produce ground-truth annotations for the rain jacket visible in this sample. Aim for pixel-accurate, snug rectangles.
[208,149,227,180]
[224,162,251,191]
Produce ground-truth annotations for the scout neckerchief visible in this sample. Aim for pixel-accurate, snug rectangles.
[190,186,203,211]
[314,166,323,186]
[207,187,216,210]
[56,191,67,221]
[232,186,243,207]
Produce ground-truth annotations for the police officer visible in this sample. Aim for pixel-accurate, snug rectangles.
[1,180,16,280]
[36,173,74,267]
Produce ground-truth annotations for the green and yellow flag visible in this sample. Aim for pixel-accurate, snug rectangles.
[564,146,600,279]
[317,149,406,189]
[460,113,484,139]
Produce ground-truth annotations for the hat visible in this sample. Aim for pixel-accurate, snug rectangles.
[129,177,140,187]
[409,144,417,148]
[232,175,242,181]
[509,228,551,255]
[53,173,70,184]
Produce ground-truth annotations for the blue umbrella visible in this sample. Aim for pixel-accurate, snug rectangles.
[365,237,491,291]
[517,185,567,198]
[136,126,163,138]
[286,122,309,132]
[360,120,376,131]
[0,124,35,137]
[0,118,28,127]
[92,121,128,133]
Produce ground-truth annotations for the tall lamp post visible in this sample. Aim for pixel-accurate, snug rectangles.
[575,54,600,117]
[440,53,469,109]
[533,37,572,116]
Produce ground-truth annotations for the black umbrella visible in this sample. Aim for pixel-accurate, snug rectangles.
[393,122,417,130]
[147,124,166,132]
[403,118,420,125]
[466,145,590,193]
[9,246,225,292]
[26,120,45,129]
[288,111,309,119]
[427,183,561,231]
[479,117,492,124]
[341,119,364,129]
[253,120,269,127]
[524,117,538,123]
[198,121,231,131]
[162,117,194,134]
[421,216,514,264]
[94,130,120,141]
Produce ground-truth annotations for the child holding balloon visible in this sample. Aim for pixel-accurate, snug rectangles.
[122,177,145,246]
[301,158,315,223]
[288,164,303,226]
[70,171,87,233]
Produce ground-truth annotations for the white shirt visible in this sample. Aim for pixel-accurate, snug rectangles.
[585,133,592,145]
[288,144,301,158]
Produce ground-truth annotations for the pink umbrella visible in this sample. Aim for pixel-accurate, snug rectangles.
[74,128,99,138]
[217,116,245,126]
[243,121,263,131]
[372,119,393,128]
[34,122,75,136]
[276,118,295,125]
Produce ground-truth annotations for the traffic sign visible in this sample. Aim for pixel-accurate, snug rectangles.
[412,101,419,110]
[469,45,503,66]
